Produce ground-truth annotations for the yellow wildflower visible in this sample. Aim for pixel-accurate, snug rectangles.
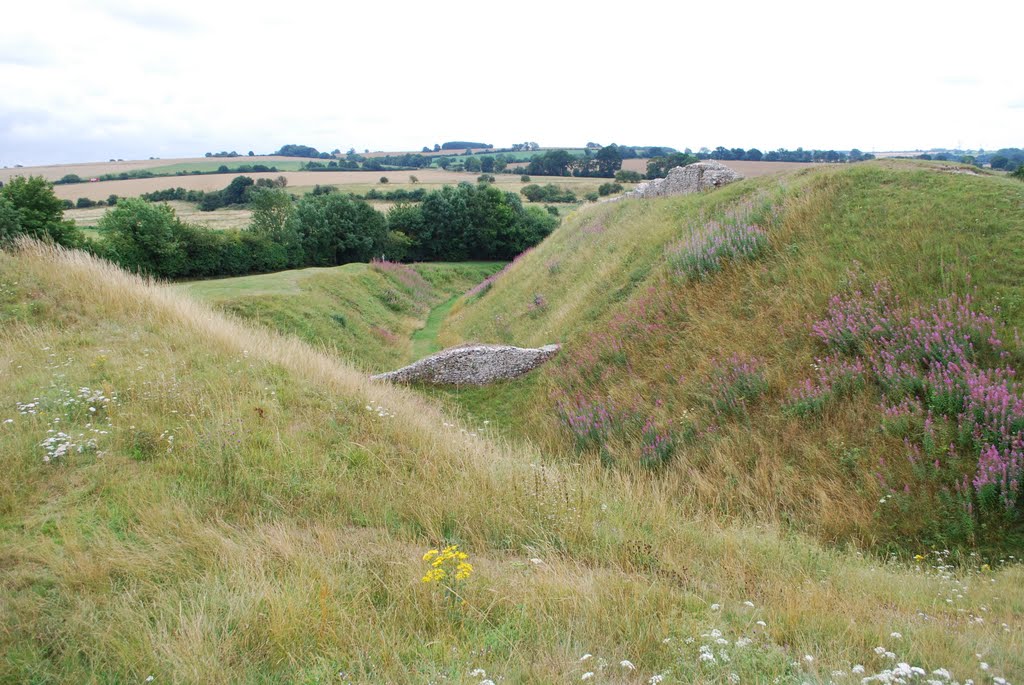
[913,554,925,562]
[422,568,445,583]
[423,549,439,561]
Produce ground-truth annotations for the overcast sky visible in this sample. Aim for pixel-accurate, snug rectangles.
[1,0,1020,166]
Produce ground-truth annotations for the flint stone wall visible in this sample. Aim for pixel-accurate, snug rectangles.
[372,343,560,385]
[622,161,742,200]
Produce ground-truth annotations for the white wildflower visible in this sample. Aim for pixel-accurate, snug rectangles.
[803,655,814,664]
[874,646,887,655]
[711,603,721,611]
[481,681,496,685]
[729,673,740,684]
[756,620,767,627]
[979,663,989,671]
[931,668,951,679]
[470,669,486,678]
[581,672,594,681]
[735,638,752,648]
[649,676,664,685]
[580,653,592,661]
[743,600,755,607]
[620,660,635,670]
[993,677,1007,685]
[852,665,865,675]
[890,632,902,639]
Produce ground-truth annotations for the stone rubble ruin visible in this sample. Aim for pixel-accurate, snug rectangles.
[372,343,560,385]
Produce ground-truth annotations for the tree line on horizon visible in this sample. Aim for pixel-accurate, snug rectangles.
[0,175,558,281]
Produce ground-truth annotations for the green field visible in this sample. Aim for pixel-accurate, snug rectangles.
[142,159,312,174]
[2,160,1024,682]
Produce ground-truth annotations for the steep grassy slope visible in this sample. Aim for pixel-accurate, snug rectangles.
[439,161,1024,549]
[2,243,1022,682]
[180,261,501,371]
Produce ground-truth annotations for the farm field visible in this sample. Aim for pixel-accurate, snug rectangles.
[48,168,610,201]
[66,200,252,230]
[0,155,320,184]
[621,158,824,176]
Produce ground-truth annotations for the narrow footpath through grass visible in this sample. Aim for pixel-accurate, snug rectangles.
[410,294,460,361]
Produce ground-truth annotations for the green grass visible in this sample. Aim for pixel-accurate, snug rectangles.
[179,261,502,372]
[3,162,1024,682]
[2,243,1023,683]
[410,295,459,359]
[437,160,1024,546]
[142,160,311,174]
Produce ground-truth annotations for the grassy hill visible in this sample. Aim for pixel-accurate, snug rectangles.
[436,160,1024,550]
[179,261,501,372]
[1,160,1023,682]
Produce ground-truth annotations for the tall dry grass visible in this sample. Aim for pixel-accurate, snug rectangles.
[1,233,1023,681]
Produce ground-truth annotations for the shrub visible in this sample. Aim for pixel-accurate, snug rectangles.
[379,176,389,184]
[614,170,643,183]
[520,183,577,203]
[520,174,531,183]
[598,182,624,196]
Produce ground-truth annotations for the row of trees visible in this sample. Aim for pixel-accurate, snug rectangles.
[0,176,558,280]
[692,146,875,163]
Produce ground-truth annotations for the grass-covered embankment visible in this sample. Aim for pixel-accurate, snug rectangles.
[180,260,501,371]
[438,161,1024,550]
[1,241,1022,682]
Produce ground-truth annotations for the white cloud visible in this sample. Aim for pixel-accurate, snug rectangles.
[1,0,1020,165]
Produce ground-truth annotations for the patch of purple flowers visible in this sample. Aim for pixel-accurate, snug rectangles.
[707,354,770,416]
[465,248,535,299]
[666,221,767,281]
[790,281,1024,511]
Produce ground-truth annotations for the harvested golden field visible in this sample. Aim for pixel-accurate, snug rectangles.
[51,169,605,201]
[0,155,311,184]
[65,200,252,230]
[620,158,823,176]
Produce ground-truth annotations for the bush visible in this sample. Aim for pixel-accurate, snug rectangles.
[520,183,577,203]
[477,174,495,184]
[0,175,83,246]
[75,197,97,209]
[585,192,599,202]
[614,170,643,183]
[597,182,623,196]
[520,175,531,183]
[379,176,389,184]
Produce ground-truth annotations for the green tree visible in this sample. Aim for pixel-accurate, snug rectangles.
[386,202,427,260]
[0,198,21,243]
[221,175,255,205]
[0,175,82,246]
[292,194,387,266]
[97,198,187,277]
[248,187,300,267]
[594,144,623,177]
